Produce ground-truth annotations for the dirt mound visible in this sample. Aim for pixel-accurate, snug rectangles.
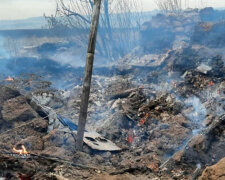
[198,158,225,180]
[192,21,225,48]
[140,11,198,53]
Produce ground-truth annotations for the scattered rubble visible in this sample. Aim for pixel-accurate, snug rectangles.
[1,7,225,180]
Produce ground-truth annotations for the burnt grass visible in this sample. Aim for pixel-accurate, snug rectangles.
[1,57,156,88]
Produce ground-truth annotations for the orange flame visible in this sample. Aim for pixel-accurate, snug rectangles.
[5,76,14,82]
[13,145,28,155]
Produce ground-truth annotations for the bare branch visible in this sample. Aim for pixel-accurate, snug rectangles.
[64,9,91,24]
[46,0,143,59]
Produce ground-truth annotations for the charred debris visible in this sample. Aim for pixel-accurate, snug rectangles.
[1,7,225,180]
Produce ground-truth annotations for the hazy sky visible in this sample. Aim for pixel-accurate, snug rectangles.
[0,0,225,20]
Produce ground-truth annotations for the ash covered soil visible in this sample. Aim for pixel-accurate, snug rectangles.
[1,7,225,180]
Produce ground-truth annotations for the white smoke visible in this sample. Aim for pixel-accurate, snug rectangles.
[0,36,9,59]
[184,96,206,124]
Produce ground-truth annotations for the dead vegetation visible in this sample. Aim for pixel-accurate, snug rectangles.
[1,6,225,180]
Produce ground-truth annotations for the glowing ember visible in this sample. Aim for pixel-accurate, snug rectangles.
[13,145,28,155]
[208,81,214,86]
[139,113,150,126]
[128,135,133,144]
[5,76,14,82]
[127,130,134,144]
[18,173,32,180]
[217,90,220,95]
[140,118,145,125]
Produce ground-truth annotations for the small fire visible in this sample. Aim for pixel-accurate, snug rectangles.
[5,76,14,82]
[13,145,28,155]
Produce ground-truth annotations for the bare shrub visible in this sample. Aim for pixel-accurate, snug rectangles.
[45,0,143,60]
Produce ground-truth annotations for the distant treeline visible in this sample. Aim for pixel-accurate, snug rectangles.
[0,27,140,39]
[0,28,88,38]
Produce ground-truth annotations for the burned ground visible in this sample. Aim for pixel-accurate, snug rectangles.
[1,51,225,179]
[1,7,225,180]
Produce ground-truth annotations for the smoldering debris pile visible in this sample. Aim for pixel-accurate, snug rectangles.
[1,7,225,180]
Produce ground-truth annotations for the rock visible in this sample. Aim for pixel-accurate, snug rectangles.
[111,99,121,111]
[203,115,214,127]
[73,151,92,164]
[43,130,74,148]
[95,101,101,107]
[0,85,20,104]
[32,91,64,109]
[147,162,159,172]
[91,174,151,180]
[102,152,112,159]
[198,157,225,180]
[48,174,69,180]
[199,7,225,22]
[95,155,104,163]
[159,124,170,130]
[187,134,207,152]
[40,106,61,132]
[197,64,212,74]
[140,12,198,53]
[41,146,68,159]
[16,136,44,151]
[192,21,225,48]
[2,96,36,122]
[173,150,185,162]
[0,86,49,135]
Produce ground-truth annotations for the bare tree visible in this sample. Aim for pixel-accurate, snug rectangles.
[155,0,207,14]
[45,0,143,60]
[155,0,183,14]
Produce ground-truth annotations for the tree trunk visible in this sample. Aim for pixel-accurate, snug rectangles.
[104,0,114,59]
[75,0,102,151]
